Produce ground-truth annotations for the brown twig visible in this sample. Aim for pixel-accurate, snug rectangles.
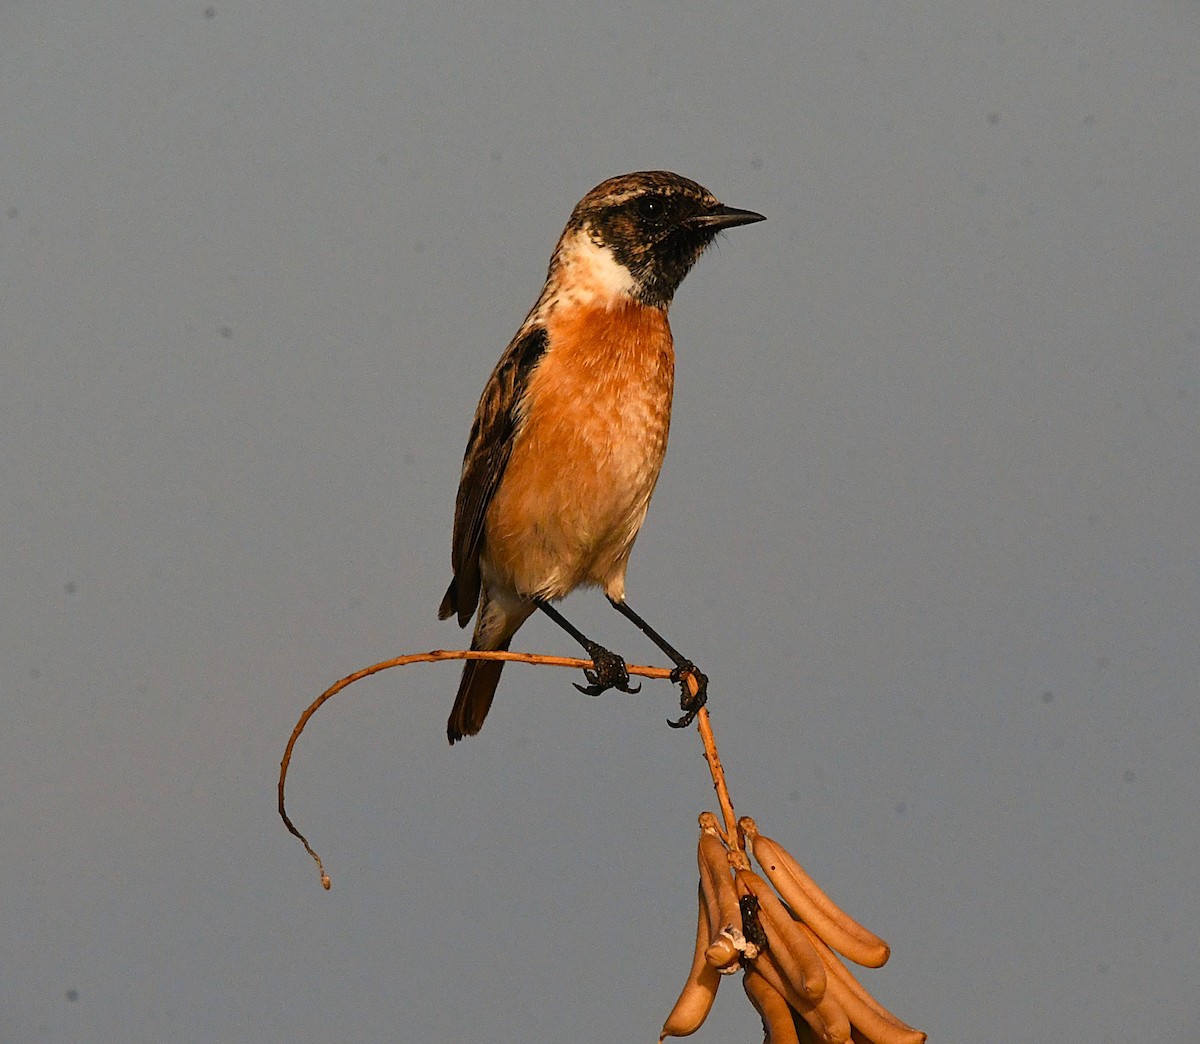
[695,701,741,856]
[282,652,924,1042]
[279,649,676,888]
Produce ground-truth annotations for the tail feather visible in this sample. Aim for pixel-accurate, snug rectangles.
[447,635,513,743]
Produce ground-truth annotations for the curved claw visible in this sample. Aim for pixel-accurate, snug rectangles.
[574,642,639,697]
[574,678,642,696]
[666,662,708,729]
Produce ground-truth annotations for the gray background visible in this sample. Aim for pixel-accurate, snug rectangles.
[3,2,1197,1041]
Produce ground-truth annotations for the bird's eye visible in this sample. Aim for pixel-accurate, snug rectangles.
[636,195,668,222]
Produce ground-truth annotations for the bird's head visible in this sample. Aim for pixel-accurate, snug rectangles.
[551,171,764,310]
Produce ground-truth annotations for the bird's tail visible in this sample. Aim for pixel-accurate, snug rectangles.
[447,634,512,744]
[446,591,534,744]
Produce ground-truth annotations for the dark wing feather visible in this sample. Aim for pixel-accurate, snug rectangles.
[439,326,549,626]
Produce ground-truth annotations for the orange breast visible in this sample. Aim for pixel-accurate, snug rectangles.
[483,300,675,601]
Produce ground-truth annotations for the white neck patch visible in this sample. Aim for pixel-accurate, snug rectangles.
[555,230,637,307]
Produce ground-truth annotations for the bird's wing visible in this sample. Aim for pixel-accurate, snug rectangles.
[440,325,549,626]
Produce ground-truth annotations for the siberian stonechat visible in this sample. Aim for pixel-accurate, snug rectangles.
[440,171,764,743]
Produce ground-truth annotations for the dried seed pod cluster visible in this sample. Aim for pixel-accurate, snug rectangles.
[660,814,925,1044]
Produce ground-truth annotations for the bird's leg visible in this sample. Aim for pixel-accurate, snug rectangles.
[607,597,708,728]
[535,599,641,696]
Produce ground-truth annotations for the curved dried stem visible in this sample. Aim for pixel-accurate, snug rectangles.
[278,648,676,888]
[281,647,923,1042]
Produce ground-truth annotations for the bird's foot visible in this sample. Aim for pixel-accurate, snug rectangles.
[667,661,708,729]
[575,641,641,696]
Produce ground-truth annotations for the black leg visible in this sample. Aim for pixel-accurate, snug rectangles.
[607,597,708,728]
[535,600,641,696]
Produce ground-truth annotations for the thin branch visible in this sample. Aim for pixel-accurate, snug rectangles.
[279,650,924,1043]
[279,649,675,888]
[695,702,740,856]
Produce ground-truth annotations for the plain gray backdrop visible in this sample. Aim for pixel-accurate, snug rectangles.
[3,2,1198,1041]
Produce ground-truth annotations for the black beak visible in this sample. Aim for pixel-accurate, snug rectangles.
[688,204,766,231]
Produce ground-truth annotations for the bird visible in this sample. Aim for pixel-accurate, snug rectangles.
[439,170,764,743]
